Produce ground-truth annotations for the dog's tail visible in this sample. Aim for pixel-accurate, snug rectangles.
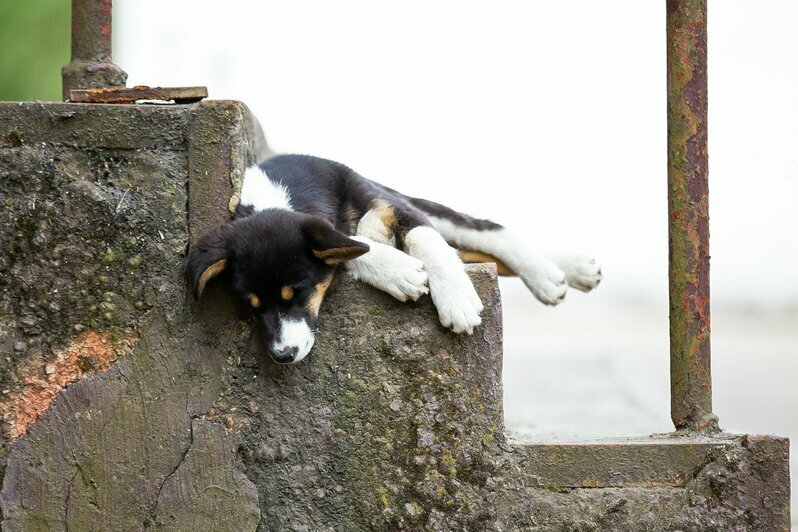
[400,194,516,277]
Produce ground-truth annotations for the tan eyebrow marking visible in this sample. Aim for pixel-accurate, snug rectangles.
[307,275,334,317]
[248,294,261,308]
[281,286,294,301]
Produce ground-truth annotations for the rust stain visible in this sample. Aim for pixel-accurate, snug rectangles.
[1,331,135,440]
[580,476,603,488]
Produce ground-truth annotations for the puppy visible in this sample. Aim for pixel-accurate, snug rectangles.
[187,154,601,364]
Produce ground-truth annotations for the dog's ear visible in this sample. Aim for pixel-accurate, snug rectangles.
[187,224,231,298]
[302,216,369,265]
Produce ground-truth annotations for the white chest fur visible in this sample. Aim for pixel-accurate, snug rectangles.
[239,165,293,212]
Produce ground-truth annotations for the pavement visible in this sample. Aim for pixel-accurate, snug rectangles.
[499,278,797,526]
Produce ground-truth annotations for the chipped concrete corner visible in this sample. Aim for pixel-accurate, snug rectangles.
[0,102,791,531]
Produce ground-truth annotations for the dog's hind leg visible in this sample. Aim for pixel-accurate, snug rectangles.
[396,207,484,335]
[551,254,603,293]
[405,197,601,305]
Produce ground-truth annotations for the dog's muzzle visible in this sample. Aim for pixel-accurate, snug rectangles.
[269,317,315,364]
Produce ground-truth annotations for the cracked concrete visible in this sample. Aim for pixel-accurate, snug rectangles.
[148,420,260,530]
[63,465,79,532]
[0,102,791,531]
[147,417,195,529]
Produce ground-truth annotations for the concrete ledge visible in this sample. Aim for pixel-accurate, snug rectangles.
[498,434,790,530]
[509,437,732,488]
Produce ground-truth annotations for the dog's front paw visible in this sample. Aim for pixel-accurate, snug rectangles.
[519,260,568,305]
[430,274,483,334]
[384,254,429,302]
[348,243,430,302]
[556,255,602,292]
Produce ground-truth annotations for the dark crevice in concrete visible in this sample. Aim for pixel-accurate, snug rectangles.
[683,440,728,484]
[63,462,81,532]
[145,418,196,530]
[183,134,192,259]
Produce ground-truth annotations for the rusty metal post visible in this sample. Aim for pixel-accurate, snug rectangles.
[667,0,717,431]
[61,0,127,100]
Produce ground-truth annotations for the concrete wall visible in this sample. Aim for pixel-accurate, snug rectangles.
[0,102,790,531]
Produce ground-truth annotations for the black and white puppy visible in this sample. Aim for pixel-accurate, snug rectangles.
[187,154,601,364]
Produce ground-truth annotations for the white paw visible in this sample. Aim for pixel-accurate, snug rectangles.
[518,259,568,305]
[383,253,429,302]
[556,255,602,292]
[429,273,483,334]
[347,241,429,302]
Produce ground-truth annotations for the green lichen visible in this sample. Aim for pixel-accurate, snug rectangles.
[101,248,116,265]
[376,339,392,358]
[76,355,95,372]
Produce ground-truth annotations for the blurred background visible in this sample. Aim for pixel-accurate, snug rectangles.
[2,0,796,520]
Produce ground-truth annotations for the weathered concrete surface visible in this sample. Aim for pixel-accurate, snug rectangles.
[0,101,266,530]
[0,101,791,531]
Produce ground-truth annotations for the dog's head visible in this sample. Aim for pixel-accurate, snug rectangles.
[187,210,369,364]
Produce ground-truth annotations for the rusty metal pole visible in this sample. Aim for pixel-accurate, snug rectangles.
[667,0,717,431]
[61,0,127,100]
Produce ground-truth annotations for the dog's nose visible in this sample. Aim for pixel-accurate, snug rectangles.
[271,345,298,364]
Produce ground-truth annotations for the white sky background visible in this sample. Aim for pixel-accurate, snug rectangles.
[116,0,798,309]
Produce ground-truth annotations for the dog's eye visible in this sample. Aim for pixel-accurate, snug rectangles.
[280,286,294,302]
[248,294,261,308]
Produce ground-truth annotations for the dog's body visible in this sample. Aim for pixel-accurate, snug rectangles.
[188,154,601,363]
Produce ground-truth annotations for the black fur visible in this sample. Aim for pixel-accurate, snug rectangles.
[249,154,504,241]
